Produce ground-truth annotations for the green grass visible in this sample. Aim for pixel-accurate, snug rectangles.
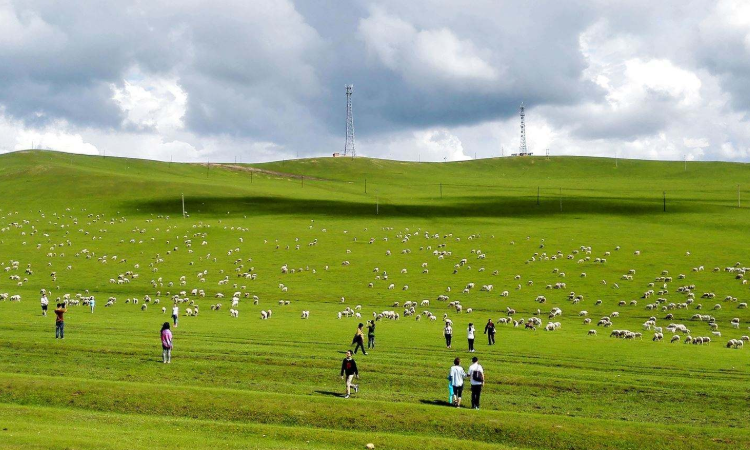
[0,150,749,450]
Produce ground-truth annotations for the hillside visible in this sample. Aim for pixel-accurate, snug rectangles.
[0,150,749,450]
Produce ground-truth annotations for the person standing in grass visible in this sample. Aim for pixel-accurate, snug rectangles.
[449,357,467,407]
[340,350,359,398]
[484,319,496,345]
[161,322,173,364]
[467,323,476,352]
[352,323,367,355]
[171,304,179,327]
[468,356,485,409]
[444,323,453,349]
[40,293,49,317]
[54,303,67,339]
[366,320,376,349]
[89,297,96,314]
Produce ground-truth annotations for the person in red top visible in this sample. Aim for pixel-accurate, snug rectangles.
[54,303,67,339]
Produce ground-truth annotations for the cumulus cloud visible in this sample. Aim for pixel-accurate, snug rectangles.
[0,0,748,163]
[359,8,500,89]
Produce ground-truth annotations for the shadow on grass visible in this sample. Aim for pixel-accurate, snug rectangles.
[419,399,454,407]
[121,194,701,218]
[315,390,344,398]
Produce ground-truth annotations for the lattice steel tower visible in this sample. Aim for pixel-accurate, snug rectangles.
[344,85,355,157]
[519,103,528,155]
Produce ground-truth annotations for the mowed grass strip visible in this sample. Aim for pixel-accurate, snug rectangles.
[0,373,748,450]
[0,404,526,450]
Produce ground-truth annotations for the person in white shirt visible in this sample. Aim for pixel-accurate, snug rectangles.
[467,323,476,352]
[449,357,467,407]
[40,295,49,316]
[468,356,485,409]
[444,324,453,348]
[172,304,179,327]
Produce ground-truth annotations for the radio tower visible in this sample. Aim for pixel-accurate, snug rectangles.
[344,85,355,157]
[519,103,528,156]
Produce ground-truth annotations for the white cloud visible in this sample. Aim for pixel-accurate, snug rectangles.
[13,124,99,156]
[111,69,187,133]
[359,8,499,89]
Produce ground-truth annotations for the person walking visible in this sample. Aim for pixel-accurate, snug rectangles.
[352,323,367,355]
[339,350,359,398]
[367,320,376,349]
[467,323,476,352]
[444,323,453,349]
[161,322,173,364]
[89,297,96,314]
[54,303,67,339]
[40,294,49,317]
[171,304,179,327]
[468,356,485,409]
[449,357,467,407]
[484,319,496,345]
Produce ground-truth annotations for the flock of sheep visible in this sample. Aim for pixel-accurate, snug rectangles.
[1,208,749,352]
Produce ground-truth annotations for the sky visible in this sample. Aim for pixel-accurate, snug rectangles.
[0,0,749,163]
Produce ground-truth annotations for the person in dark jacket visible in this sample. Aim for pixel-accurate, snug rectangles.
[340,350,359,398]
[484,319,496,345]
[366,320,376,349]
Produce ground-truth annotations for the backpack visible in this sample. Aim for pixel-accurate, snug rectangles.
[472,369,484,383]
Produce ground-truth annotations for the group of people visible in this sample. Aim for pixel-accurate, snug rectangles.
[444,319,497,351]
[42,292,488,408]
[448,356,485,409]
[351,321,376,355]
[343,323,488,410]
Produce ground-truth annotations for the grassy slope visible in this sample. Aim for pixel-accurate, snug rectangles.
[0,150,749,450]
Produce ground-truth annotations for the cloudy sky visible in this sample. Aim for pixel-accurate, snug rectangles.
[1,0,749,162]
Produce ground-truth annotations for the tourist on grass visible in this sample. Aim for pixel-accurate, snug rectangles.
[444,323,453,348]
[54,303,67,339]
[352,323,367,355]
[484,319,496,345]
[40,294,49,317]
[89,297,95,314]
[171,304,179,327]
[367,320,376,349]
[449,357,467,407]
[340,350,359,398]
[467,323,476,352]
[161,322,173,364]
[468,356,485,409]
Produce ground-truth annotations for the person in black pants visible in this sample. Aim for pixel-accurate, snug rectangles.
[484,319,496,345]
[468,356,485,409]
[352,323,367,355]
[367,320,376,349]
[467,323,476,352]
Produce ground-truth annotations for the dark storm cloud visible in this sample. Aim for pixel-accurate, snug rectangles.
[0,0,748,159]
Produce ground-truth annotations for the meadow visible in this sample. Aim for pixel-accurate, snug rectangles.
[0,150,748,450]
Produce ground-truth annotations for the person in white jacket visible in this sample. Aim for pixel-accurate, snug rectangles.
[468,356,485,410]
[449,357,467,407]
[40,294,49,316]
[467,323,476,352]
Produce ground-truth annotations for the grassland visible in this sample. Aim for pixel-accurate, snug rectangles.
[0,150,748,450]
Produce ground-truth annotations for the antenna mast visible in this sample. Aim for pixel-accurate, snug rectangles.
[519,103,528,156]
[344,85,355,157]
